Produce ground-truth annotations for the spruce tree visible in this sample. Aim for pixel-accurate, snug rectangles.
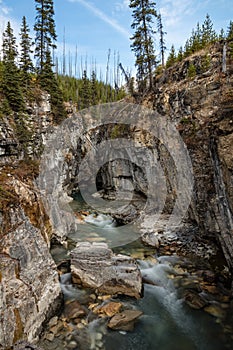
[34,0,57,72]
[157,13,166,67]
[2,21,24,112]
[80,70,91,109]
[40,49,66,123]
[129,0,157,91]
[19,16,34,88]
[166,45,176,68]
[34,0,66,122]
[91,70,99,106]
[227,21,233,40]
[201,14,217,46]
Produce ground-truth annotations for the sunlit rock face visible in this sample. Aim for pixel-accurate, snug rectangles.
[0,177,62,349]
[70,242,142,299]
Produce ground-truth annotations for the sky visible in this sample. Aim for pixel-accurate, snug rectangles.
[0,0,232,81]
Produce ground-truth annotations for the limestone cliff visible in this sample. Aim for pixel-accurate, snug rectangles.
[147,40,233,269]
[0,93,61,349]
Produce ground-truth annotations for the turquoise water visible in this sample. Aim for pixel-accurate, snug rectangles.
[50,201,233,350]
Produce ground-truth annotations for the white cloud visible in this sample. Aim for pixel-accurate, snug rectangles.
[114,0,130,13]
[159,0,195,27]
[67,0,131,39]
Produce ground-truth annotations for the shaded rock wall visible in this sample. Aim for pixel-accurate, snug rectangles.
[147,41,233,269]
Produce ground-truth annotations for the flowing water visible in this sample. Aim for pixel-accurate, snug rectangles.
[48,205,233,350]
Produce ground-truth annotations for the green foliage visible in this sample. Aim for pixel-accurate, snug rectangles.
[157,13,166,67]
[14,113,34,157]
[166,45,176,68]
[110,124,128,139]
[182,14,218,60]
[187,63,196,78]
[2,22,25,112]
[201,54,211,72]
[130,0,157,90]
[19,16,34,89]
[39,50,66,123]
[57,74,126,110]
[34,0,57,72]
[227,21,233,58]
[177,46,183,62]
[201,14,217,46]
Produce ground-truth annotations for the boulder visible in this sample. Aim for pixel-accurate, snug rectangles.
[70,242,142,299]
[107,310,143,331]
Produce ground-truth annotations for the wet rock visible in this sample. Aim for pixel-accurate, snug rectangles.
[70,242,142,299]
[204,304,226,319]
[63,300,87,320]
[183,290,208,309]
[93,301,122,317]
[13,340,44,349]
[108,310,143,331]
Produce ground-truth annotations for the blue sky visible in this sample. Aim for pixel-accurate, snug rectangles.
[0,0,232,80]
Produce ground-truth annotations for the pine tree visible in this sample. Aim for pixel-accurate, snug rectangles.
[40,49,66,123]
[227,21,233,58]
[34,0,66,122]
[91,70,98,106]
[219,28,225,41]
[34,0,57,72]
[19,16,34,88]
[227,21,233,40]
[2,21,24,112]
[177,46,183,62]
[166,45,176,68]
[157,13,166,67]
[80,70,91,109]
[130,0,157,91]
[201,14,217,46]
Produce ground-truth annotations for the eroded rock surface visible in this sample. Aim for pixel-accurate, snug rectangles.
[70,242,142,299]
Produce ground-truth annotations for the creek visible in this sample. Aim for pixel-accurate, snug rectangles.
[40,200,233,350]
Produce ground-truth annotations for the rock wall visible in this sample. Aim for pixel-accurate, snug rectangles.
[147,40,233,269]
[0,93,62,349]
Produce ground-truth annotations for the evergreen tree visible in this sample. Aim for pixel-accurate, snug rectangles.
[201,14,217,46]
[227,20,233,40]
[177,46,183,62]
[34,0,57,72]
[130,0,157,91]
[91,70,99,106]
[192,22,202,51]
[2,22,24,112]
[39,49,66,123]
[19,16,34,88]
[80,70,91,109]
[157,13,166,67]
[166,45,176,68]
[219,28,225,41]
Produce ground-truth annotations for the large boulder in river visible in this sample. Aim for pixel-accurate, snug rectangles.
[70,242,142,299]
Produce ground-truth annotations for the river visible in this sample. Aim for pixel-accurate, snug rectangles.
[41,201,232,350]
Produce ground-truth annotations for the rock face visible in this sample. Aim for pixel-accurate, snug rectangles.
[0,223,61,348]
[0,162,61,346]
[70,242,142,299]
[148,41,233,268]
[0,92,52,162]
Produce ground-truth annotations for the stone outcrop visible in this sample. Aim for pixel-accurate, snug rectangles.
[0,92,52,163]
[146,40,233,269]
[70,242,142,298]
[0,175,61,349]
